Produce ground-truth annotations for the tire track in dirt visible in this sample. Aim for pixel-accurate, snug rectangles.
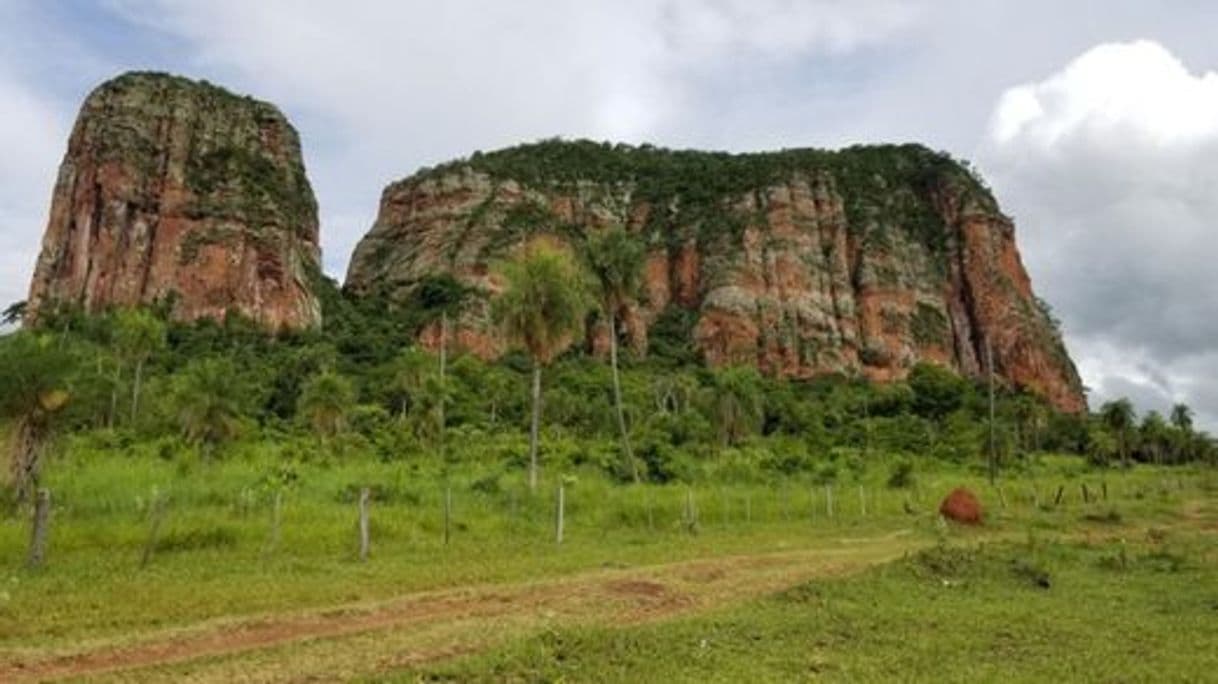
[0,531,921,682]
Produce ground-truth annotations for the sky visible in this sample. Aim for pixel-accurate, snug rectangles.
[2,1,1217,428]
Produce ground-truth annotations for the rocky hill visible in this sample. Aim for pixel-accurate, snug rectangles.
[26,72,322,330]
[346,140,1085,412]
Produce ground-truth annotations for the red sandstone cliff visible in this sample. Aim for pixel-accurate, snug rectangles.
[26,72,322,330]
[345,142,1085,413]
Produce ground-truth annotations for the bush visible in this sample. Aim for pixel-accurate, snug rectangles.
[886,460,915,489]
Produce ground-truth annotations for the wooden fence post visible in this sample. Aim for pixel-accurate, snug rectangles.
[646,490,655,532]
[683,489,699,534]
[27,488,51,570]
[555,483,565,545]
[263,490,282,557]
[358,487,371,562]
[140,491,167,569]
[858,485,866,517]
[443,485,452,546]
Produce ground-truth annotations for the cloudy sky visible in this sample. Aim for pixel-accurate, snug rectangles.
[2,1,1217,427]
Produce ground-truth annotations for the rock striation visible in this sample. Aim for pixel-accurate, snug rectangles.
[26,72,322,330]
[346,141,1085,413]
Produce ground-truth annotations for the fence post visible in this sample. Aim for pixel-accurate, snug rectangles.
[555,483,565,545]
[646,490,655,532]
[858,485,866,517]
[443,485,452,546]
[684,489,698,534]
[358,487,371,562]
[1053,485,1065,507]
[263,490,282,557]
[1080,483,1091,505]
[27,488,51,570]
[825,485,835,519]
[745,494,752,525]
[140,491,167,569]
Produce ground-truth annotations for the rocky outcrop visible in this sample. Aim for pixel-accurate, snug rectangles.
[26,72,322,330]
[345,140,1085,413]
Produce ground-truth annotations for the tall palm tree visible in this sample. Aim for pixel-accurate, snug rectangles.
[492,241,592,491]
[1099,398,1137,469]
[585,227,645,483]
[298,369,356,448]
[0,333,74,502]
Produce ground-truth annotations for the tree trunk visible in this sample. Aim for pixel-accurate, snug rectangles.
[528,362,542,492]
[9,416,42,505]
[27,488,51,569]
[608,315,639,483]
[130,358,145,424]
[439,312,447,469]
[108,368,120,429]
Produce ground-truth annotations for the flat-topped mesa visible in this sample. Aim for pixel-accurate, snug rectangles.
[346,140,1086,413]
[26,71,322,330]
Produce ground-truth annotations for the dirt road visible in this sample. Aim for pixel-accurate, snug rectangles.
[0,529,923,682]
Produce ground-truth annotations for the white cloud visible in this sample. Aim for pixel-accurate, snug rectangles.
[102,0,923,279]
[981,40,1218,427]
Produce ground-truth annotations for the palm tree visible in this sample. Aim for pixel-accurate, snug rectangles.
[0,333,74,502]
[172,358,246,459]
[298,369,356,451]
[1099,398,1137,469]
[1140,410,1169,466]
[115,308,166,424]
[385,349,435,422]
[1170,403,1194,463]
[491,241,592,491]
[585,227,645,483]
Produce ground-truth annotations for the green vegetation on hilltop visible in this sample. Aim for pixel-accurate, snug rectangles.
[411,138,997,256]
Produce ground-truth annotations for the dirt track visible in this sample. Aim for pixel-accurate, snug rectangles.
[0,530,921,682]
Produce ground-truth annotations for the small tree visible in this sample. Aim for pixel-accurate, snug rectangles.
[298,369,356,450]
[115,308,166,424]
[1170,403,1195,463]
[710,366,764,447]
[491,241,592,491]
[172,358,247,459]
[585,227,645,483]
[0,333,74,502]
[1099,398,1137,469]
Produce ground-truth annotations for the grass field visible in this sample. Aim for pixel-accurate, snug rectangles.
[0,451,1214,681]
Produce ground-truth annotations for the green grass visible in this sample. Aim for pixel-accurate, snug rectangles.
[0,450,1210,662]
[401,530,1218,682]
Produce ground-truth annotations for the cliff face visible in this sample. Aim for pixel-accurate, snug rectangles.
[345,141,1085,413]
[26,72,322,330]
